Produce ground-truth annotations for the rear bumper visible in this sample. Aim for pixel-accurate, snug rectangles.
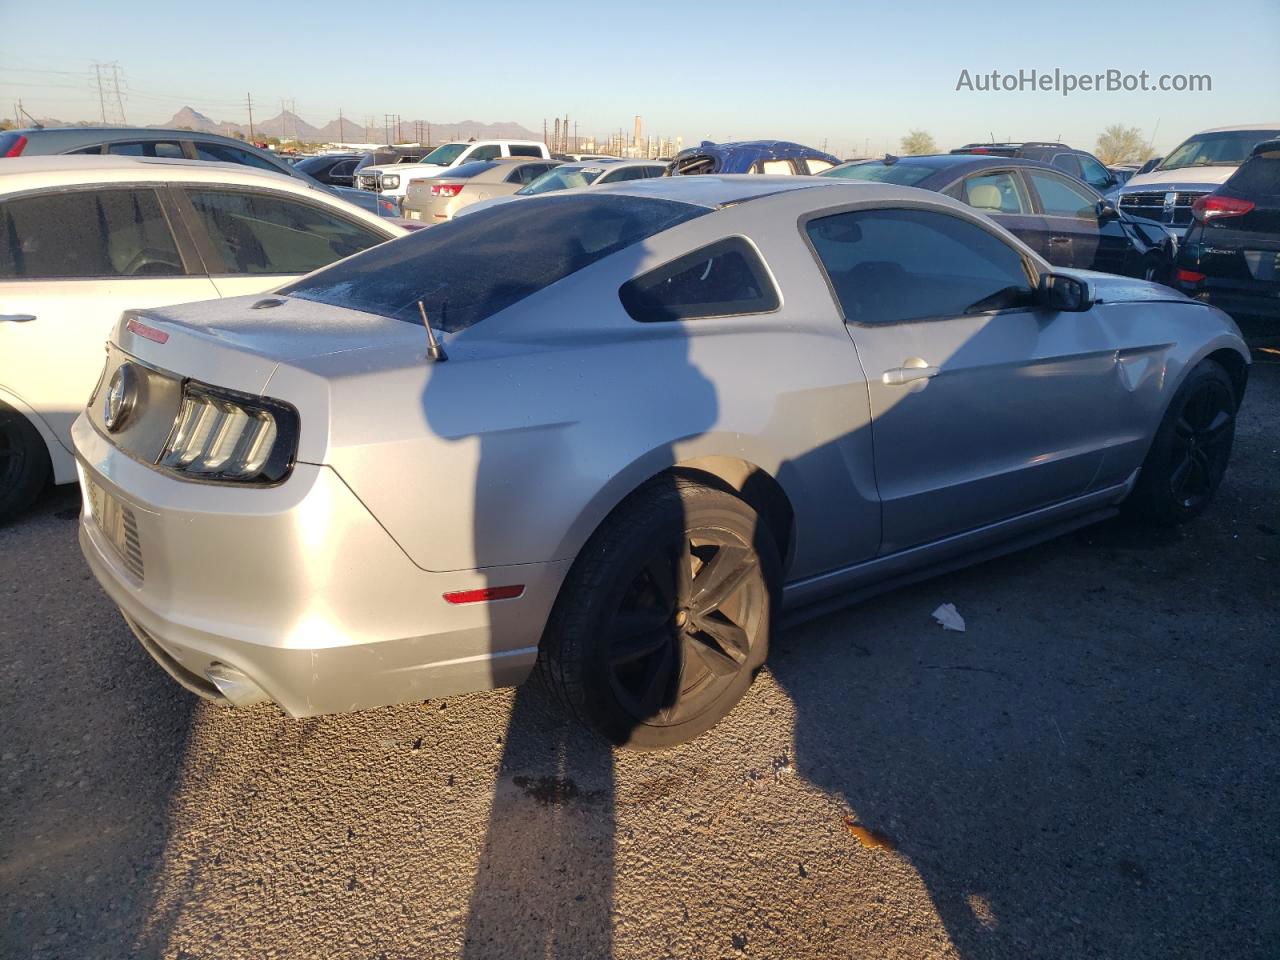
[1179,282,1280,320]
[72,413,571,717]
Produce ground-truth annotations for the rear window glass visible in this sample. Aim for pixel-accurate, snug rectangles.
[517,166,605,195]
[441,161,499,179]
[281,195,707,332]
[819,162,936,187]
[1225,148,1280,195]
[620,237,779,323]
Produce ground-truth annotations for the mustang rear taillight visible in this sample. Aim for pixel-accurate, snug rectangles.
[431,184,464,197]
[1177,269,1206,284]
[158,382,298,484]
[1191,195,1254,221]
[3,135,28,157]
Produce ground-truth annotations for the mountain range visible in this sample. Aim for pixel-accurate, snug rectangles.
[152,106,543,144]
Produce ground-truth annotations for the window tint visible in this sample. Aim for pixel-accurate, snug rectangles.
[185,190,387,274]
[1050,153,1083,178]
[819,161,936,186]
[620,237,779,323]
[960,171,1029,214]
[466,145,502,162]
[281,195,707,332]
[1077,155,1114,189]
[508,144,544,158]
[506,162,554,184]
[806,208,1033,325]
[193,141,284,172]
[0,188,184,279]
[1225,147,1280,195]
[106,140,184,158]
[1026,171,1097,218]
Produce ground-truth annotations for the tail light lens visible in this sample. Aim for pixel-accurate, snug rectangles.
[1191,195,1254,222]
[159,382,299,484]
[1177,269,1206,284]
[431,183,464,197]
[2,134,28,157]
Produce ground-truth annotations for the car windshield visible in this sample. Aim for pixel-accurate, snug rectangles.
[281,195,708,332]
[516,167,605,195]
[296,156,349,175]
[819,161,937,186]
[420,143,468,166]
[1158,131,1280,171]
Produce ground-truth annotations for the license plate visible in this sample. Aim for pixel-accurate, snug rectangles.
[85,476,143,579]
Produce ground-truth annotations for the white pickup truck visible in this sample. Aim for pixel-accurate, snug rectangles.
[354,140,551,206]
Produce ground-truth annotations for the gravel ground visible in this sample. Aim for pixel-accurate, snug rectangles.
[2,325,1277,960]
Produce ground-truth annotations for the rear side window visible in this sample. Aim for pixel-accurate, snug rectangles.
[508,144,544,158]
[282,195,707,332]
[806,208,1034,325]
[184,189,387,274]
[0,188,184,279]
[620,237,779,323]
[193,142,284,172]
[960,171,1029,214]
[804,158,834,174]
[467,145,502,162]
[757,159,795,175]
[1225,148,1280,195]
[106,140,184,158]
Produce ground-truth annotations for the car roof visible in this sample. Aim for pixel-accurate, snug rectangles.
[7,125,262,147]
[2,155,334,196]
[579,173,861,207]
[1196,123,1280,134]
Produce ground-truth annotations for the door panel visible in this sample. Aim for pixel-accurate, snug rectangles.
[0,277,220,453]
[850,308,1117,552]
[805,206,1126,553]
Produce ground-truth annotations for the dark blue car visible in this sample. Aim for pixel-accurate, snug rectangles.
[667,140,839,176]
[821,154,1175,282]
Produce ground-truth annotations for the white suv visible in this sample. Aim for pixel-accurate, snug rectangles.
[354,140,551,203]
[0,156,405,520]
[1115,123,1280,236]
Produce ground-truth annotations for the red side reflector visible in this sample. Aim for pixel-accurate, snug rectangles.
[1176,269,1206,284]
[126,317,169,343]
[4,135,28,158]
[443,585,525,604]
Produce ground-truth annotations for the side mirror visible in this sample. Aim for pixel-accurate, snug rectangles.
[1096,198,1120,222]
[1037,273,1094,312]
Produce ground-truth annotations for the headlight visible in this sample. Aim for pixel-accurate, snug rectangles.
[381,174,400,189]
[158,381,299,484]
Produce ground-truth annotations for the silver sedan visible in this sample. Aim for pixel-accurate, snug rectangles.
[73,177,1250,748]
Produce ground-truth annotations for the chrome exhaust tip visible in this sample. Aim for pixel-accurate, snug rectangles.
[205,663,270,708]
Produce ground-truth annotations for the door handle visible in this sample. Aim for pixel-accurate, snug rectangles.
[882,362,939,386]
[0,313,36,323]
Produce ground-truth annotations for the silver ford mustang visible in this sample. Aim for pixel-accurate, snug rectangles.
[73,176,1250,748]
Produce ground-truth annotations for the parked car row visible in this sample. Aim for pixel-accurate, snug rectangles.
[0,107,1263,749]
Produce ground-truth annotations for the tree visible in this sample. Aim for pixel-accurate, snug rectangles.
[1096,124,1149,165]
[900,129,937,156]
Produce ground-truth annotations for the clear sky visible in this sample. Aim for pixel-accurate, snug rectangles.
[2,0,1277,156]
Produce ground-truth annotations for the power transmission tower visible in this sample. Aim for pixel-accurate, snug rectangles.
[92,63,127,124]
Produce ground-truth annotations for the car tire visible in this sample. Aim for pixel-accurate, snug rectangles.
[0,402,51,523]
[1142,253,1171,285]
[539,475,781,749]
[1125,359,1237,526]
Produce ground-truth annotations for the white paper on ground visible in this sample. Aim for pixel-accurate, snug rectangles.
[931,603,966,632]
